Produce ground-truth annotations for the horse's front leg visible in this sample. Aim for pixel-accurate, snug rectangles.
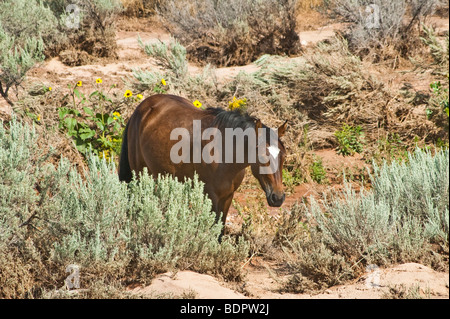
[204,188,233,234]
[218,194,234,226]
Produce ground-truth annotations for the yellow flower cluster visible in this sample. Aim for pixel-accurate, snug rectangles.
[228,96,247,111]
[73,78,143,102]
[124,90,143,101]
[112,112,121,120]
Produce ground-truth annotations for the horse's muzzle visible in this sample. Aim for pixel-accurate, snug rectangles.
[267,192,285,207]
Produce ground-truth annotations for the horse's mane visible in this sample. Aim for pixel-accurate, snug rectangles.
[204,108,283,148]
[205,108,257,131]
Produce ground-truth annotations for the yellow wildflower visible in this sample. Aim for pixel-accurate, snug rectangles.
[76,81,82,87]
[136,94,143,100]
[193,100,202,108]
[161,78,167,86]
[124,90,133,98]
[37,115,41,122]
[48,87,52,91]
[113,112,121,120]
[96,78,102,84]
[228,96,247,111]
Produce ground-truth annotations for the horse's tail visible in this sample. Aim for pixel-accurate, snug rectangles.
[118,121,132,183]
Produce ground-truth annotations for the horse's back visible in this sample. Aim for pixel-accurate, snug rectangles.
[133,94,194,116]
[126,94,200,178]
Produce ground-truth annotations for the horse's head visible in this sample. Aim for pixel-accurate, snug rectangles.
[250,120,287,207]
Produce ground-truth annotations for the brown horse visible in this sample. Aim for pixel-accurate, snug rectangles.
[119,94,287,226]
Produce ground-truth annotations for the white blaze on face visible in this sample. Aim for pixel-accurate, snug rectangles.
[267,145,280,159]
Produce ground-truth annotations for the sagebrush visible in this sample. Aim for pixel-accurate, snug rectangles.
[278,148,449,292]
[0,118,249,298]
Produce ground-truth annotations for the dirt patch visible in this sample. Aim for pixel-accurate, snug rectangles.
[130,271,246,299]
[130,263,448,299]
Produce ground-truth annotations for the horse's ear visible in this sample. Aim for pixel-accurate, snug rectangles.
[278,120,288,137]
[255,119,263,136]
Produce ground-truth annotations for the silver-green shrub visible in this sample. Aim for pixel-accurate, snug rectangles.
[0,119,248,298]
[132,39,219,104]
[138,38,188,80]
[281,148,449,291]
[0,23,45,105]
[312,148,449,262]
[0,0,61,48]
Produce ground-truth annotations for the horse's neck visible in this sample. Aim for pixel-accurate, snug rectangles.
[202,113,254,174]
[218,161,249,177]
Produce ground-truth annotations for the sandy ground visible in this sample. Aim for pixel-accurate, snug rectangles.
[2,14,448,300]
[131,263,448,299]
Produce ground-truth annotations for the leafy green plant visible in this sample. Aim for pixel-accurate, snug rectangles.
[57,80,130,160]
[309,157,327,184]
[334,124,365,156]
[282,168,303,193]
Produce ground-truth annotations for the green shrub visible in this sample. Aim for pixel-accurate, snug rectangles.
[280,148,449,292]
[0,0,62,55]
[138,38,188,80]
[0,118,249,298]
[334,124,365,156]
[0,23,45,106]
[309,157,327,184]
[282,168,303,193]
[132,39,219,105]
